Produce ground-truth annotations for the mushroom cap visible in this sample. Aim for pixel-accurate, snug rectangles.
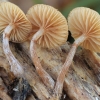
[0,2,32,43]
[26,4,68,48]
[68,7,100,52]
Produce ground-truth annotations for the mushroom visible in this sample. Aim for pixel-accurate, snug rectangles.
[54,7,100,98]
[0,2,32,77]
[26,4,68,89]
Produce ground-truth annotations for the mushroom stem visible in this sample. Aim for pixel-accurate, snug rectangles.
[30,28,55,89]
[3,25,24,77]
[54,34,87,98]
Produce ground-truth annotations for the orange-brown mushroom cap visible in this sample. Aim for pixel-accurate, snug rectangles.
[26,4,68,48]
[68,7,100,52]
[0,2,32,42]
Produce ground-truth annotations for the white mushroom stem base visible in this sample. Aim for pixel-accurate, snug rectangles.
[3,25,24,77]
[30,28,55,89]
[54,34,87,98]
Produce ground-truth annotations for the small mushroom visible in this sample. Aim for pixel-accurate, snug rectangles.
[54,7,100,98]
[26,4,68,89]
[0,2,32,77]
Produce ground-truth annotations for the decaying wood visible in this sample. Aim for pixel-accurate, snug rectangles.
[82,49,100,83]
[26,95,36,100]
[0,34,51,100]
[0,77,11,100]
[22,41,100,100]
[33,43,100,100]
[13,78,31,100]
[0,29,100,100]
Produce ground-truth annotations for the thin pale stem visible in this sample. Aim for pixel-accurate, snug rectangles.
[3,25,24,77]
[30,28,55,89]
[54,34,87,98]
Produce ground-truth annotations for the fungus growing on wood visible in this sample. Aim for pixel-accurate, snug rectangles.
[26,4,68,89]
[0,2,32,77]
[54,7,100,98]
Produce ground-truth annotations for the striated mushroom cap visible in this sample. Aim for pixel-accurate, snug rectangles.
[0,2,32,43]
[26,4,68,48]
[68,7,100,52]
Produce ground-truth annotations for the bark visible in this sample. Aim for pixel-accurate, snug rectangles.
[26,95,36,100]
[0,77,12,100]
[13,78,31,100]
[1,34,99,100]
[33,43,100,100]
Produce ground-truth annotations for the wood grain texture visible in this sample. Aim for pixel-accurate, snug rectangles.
[0,33,100,99]
[21,41,100,100]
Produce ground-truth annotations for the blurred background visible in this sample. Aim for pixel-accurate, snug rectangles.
[9,0,100,17]
[9,0,100,43]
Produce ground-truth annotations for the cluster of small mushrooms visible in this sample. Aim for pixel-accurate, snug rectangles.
[1,1,100,100]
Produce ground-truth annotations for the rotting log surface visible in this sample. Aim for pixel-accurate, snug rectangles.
[0,26,100,100]
[34,43,100,100]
